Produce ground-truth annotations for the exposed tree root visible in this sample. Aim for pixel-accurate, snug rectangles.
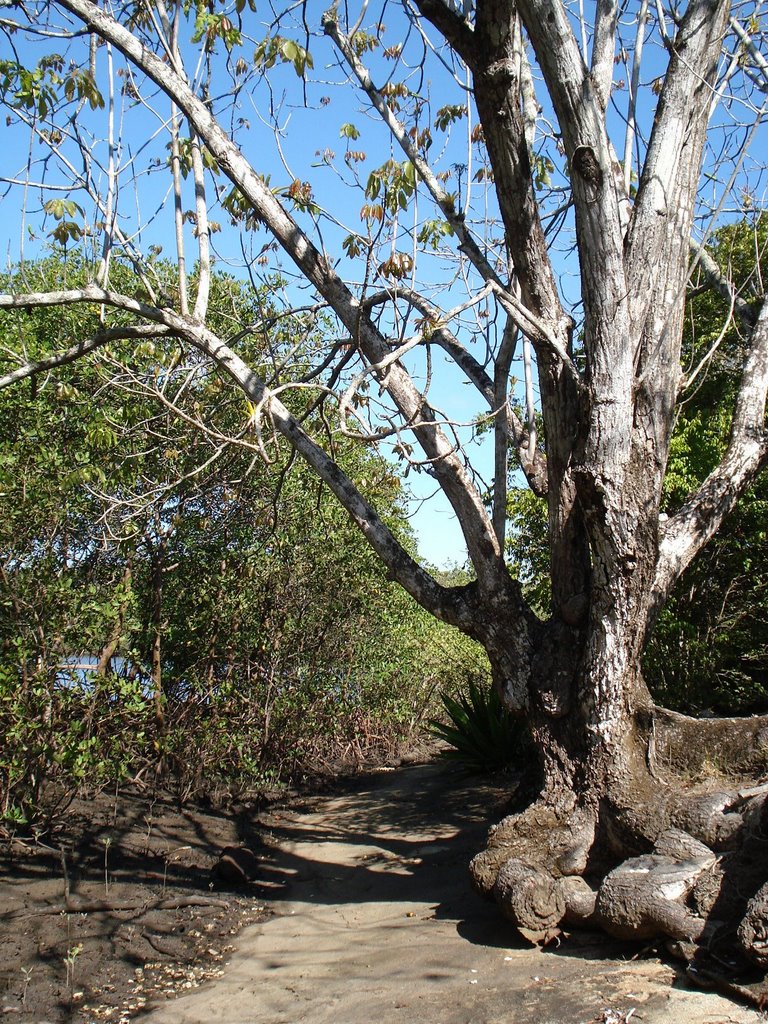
[595,829,715,941]
[470,766,768,994]
[651,709,768,778]
[738,882,768,968]
[470,802,595,897]
[2,894,231,920]
[493,859,565,943]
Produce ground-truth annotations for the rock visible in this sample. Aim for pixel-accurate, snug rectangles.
[212,845,261,886]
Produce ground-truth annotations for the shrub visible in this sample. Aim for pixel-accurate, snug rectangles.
[428,676,527,773]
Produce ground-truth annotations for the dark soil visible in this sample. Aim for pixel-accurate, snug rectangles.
[0,782,299,1023]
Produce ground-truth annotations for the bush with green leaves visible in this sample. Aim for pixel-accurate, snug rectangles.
[0,255,481,821]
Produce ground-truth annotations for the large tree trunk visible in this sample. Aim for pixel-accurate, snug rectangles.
[471,612,768,991]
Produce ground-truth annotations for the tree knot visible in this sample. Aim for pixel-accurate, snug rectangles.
[484,58,516,86]
[571,146,604,191]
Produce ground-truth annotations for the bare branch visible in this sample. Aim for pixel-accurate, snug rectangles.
[591,0,619,110]
[169,103,189,317]
[515,0,630,377]
[364,286,549,495]
[625,0,730,336]
[190,129,211,321]
[326,7,579,382]
[0,318,169,390]
[690,238,759,330]
[492,315,517,545]
[407,0,476,65]
[53,0,511,591]
[729,16,768,91]
[621,0,649,193]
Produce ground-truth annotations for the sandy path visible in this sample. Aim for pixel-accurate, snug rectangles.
[143,762,763,1024]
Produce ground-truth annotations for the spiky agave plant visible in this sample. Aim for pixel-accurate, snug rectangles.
[428,676,527,773]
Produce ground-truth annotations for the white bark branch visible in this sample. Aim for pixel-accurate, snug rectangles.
[690,239,758,330]
[591,0,619,110]
[625,0,729,336]
[729,16,768,91]
[622,0,649,193]
[653,293,768,609]
[492,316,517,544]
[325,12,579,381]
[0,318,169,389]
[363,285,549,494]
[169,103,189,317]
[53,0,509,591]
[190,129,211,321]
[516,0,630,379]
[0,284,476,628]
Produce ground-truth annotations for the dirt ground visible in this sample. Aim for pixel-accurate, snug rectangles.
[1,759,767,1024]
[0,780,294,1022]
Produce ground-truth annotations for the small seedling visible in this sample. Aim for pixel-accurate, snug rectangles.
[162,846,192,895]
[101,836,113,895]
[64,943,83,995]
[20,966,33,1007]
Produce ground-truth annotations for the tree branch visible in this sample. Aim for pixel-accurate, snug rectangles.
[324,10,577,385]
[690,239,758,330]
[53,0,511,593]
[363,286,549,495]
[408,0,477,66]
[514,0,630,391]
[0,284,478,630]
[652,293,768,615]
[0,318,169,390]
[591,0,619,110]
[621,0,649,192]
[625,0,729,337]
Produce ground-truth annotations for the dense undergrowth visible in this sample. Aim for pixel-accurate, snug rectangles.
[0,258,486,825]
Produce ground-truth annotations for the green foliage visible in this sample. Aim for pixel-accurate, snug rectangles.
[533,155,555,190]
[0,57,102,119]
[504,487,550,618]
[254,35,313,77]
[433,104,466,131]
[192,11,242,52]
[643,215,768,714]
[222,185,264,231]
[416,219,454,250]
[0,255,475,819]
[366,158,417,213]
[166,137,220,178]
[429,676,527,774]
[0,668,153,823]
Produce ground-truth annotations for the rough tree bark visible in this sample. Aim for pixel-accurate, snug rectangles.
[0,0,767,991]
[411,0,768,984]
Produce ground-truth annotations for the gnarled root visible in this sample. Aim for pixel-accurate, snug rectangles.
[738,881,768,968]
[493,859,565,944]
[470,803,595,898]
[595,829,715,941]
[471,781,768,972]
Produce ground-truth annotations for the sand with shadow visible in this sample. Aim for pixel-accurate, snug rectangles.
[142,760,764,1024]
